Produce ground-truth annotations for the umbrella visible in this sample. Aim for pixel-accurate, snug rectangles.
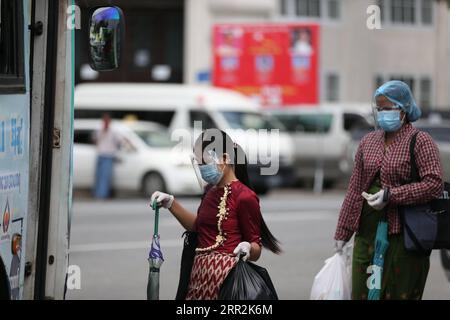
[367,220,389,300]
[147,201,164,300]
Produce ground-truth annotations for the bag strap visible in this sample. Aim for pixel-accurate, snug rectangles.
[404,131,433,256]
[409,131,420,183]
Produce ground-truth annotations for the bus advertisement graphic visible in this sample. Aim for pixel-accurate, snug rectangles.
[0,95,30,300]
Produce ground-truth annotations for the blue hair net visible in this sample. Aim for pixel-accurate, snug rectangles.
[374,80,422,122]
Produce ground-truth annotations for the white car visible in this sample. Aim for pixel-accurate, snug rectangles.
[73,119,201,197]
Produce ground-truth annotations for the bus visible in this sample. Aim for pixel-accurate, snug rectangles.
[0,0,123,299]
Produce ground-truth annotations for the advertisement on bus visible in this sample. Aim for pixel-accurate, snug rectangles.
[0,96,30,300]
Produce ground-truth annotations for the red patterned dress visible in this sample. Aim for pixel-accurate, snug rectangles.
[185,180,262,300]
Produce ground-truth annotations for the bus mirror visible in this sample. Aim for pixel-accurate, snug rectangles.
[89,6,124,71]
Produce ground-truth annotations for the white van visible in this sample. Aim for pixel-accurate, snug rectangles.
[74,83,295,194]
[269,104,373,186]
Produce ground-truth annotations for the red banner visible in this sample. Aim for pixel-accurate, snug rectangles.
[212,23,320,107]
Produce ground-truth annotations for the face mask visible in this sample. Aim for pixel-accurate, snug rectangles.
[199,162,224,185]
[377,110,403,132]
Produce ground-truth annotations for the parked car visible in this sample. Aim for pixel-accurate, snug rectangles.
[74,83,296,194]
[269,104,373,186]
[73,119,202,197]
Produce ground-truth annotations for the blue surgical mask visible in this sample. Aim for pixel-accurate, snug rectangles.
[377,110,403,132]
[199,163,224,185]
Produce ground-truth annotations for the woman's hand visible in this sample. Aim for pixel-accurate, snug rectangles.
[366,189,388,210]
[233,242,252,261]
[334,240,347,254]
[150,191,174,209]
[150,192,197,231]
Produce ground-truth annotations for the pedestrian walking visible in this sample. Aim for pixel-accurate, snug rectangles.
[92,113,122,199]
[334,80,444,300]
[150,129,281,300]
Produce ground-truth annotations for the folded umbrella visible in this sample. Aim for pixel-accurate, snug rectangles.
[367,220,389,300]
[147,201,164,300]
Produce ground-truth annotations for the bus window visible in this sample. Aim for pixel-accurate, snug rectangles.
[0,0,25,94]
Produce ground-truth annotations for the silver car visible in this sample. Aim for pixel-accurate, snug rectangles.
[270,105,373,187]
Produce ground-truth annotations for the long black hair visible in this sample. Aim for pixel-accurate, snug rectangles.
[194,129,282,255]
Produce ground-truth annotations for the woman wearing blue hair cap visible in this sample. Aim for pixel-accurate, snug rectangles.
[333,80,443,299]
[374,80,422,125]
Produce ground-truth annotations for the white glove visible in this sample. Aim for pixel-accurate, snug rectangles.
[233,242,251,261]
[334,240,346,254]
[150,191,174,209]
[366,189,388,211]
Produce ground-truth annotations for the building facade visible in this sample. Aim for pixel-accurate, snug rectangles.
[185,0,450,111]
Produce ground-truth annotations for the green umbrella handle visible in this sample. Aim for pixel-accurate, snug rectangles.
[151,200,160,235]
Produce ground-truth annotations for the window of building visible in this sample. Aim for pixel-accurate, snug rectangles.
[421,0,433,25]
[281,0,288,15]
[325,73,339,102]
[375,75,384,91]
[327,0,340,19]
[0,0,25,94]
[296,0,321,18]
[390,75,415,95]
[380,0,433,26]
[391,0,416,24]
[280,0,340,20]
[378,0,385,22]
[419,77,432,110]
[375,75,432,110]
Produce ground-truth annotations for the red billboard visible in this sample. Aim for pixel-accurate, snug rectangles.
[212,23,320,107]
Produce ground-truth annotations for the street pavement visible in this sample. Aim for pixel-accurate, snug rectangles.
[66,190,450,300]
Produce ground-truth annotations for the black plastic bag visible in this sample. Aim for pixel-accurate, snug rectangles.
[219,259,278,300]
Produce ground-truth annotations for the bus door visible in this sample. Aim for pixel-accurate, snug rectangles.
[1,0,124,300]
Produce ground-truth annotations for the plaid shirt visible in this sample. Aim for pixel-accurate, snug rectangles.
[335,123,444,241]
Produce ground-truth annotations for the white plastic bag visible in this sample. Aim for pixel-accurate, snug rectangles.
[310,250,352,300]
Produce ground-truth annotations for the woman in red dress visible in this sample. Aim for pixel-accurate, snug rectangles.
[151,129,281,300]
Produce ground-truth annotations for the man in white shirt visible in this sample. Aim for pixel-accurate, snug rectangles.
[92,113,122,199]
